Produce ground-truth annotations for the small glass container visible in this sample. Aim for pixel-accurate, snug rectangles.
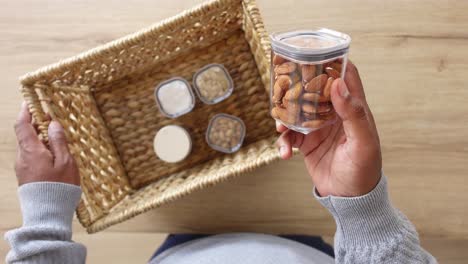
[270,28,351,134]
[193,64,234,104]
[155,78,195,118]
[206,113,246,153]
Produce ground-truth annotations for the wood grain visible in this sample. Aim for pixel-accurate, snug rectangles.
[1,0,467,263]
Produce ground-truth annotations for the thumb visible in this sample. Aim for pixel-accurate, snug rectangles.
[331,79,374,142]
[48,121,71,163]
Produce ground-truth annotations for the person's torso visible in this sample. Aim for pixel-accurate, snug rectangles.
[151,233,334,264]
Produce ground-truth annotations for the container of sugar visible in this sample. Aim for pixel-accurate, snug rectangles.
[154,78,196,118]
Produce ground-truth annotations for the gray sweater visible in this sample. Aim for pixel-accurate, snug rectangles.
[4,176,437,263]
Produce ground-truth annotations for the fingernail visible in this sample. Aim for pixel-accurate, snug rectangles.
[338,79,350,98]
[279,145,287,157]
[49,120,61,131]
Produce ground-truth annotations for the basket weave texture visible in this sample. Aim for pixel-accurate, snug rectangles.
[19,0,280,233]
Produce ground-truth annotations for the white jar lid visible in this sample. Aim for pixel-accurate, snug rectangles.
[153,125,192,163]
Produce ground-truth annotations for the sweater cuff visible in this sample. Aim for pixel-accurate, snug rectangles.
[18,182,82,230]
[314,174,405,247]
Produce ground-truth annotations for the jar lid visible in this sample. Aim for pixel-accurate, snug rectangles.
[154,77,195,118]
[193,64,234,105]
[205,113,246,154]
[154,125,192,163]
[270,28,351,62]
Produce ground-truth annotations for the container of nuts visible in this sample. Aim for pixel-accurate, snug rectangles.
[206,113,245,154]
[193,64,234,104]
[270,28,351,134]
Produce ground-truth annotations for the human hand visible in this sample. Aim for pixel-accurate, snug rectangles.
[14,102,80,186]
[276,62,382,197]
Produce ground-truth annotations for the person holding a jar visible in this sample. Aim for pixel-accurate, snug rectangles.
[5,29,436,264]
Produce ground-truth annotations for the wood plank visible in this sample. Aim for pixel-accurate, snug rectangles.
[421,237,468,264]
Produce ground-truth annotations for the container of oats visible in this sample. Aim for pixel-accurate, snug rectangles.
[193,64,234,104]
[206,113,245,154]
[270,28,351,134]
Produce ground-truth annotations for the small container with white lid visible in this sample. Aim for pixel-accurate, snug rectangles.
[155,78,195,118]
[270,28,351,134]
[206,113,245,153]
[193,64,234,104]
[153,125,192,163]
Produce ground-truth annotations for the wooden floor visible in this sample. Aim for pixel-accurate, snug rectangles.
[1,0,468,263]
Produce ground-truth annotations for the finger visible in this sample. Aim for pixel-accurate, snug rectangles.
[17,102,31,123]
[15,102,43,150]
[343,62,379,138]
[344,61,366,100]
[331,79,374,143]
[276,130,293,159]
[48,121,71,164]
[276,120,288,133]
[276,129,306,160]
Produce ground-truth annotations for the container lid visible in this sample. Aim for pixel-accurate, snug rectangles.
[154,125,192,163]
[271,28,351,62]
[205,113,246,154]
[154,78,195,119]
[192,64,234,105]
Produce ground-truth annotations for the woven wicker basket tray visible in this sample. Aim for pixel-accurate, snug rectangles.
[19,0,280,233]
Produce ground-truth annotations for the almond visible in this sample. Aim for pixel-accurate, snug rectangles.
[291,73,300,84]
[271,106,296,124]
[273,75,292,102]
[282,96,289,108]
[286,101,301,124]
[314,111,337,122]
[303,111,336,121]
[302,103,332,114]
[325,67,340,79]
[302,103,316,114]
[302,119,325,128]
[319,111,336,120]
[274,62,297,75]
[273,54,288,65]
[302,92,330,103]
[304,74,328,92]
[302,112,316,120]
[284,82,303,101]
[322,77,334,99]
[301,64,317,82]
[330,62,342,72]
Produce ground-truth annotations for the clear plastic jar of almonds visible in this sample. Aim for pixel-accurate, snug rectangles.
[270,28,351,134]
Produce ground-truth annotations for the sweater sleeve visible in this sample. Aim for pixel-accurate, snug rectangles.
[4,182,87,264]
[314,174,437,264]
